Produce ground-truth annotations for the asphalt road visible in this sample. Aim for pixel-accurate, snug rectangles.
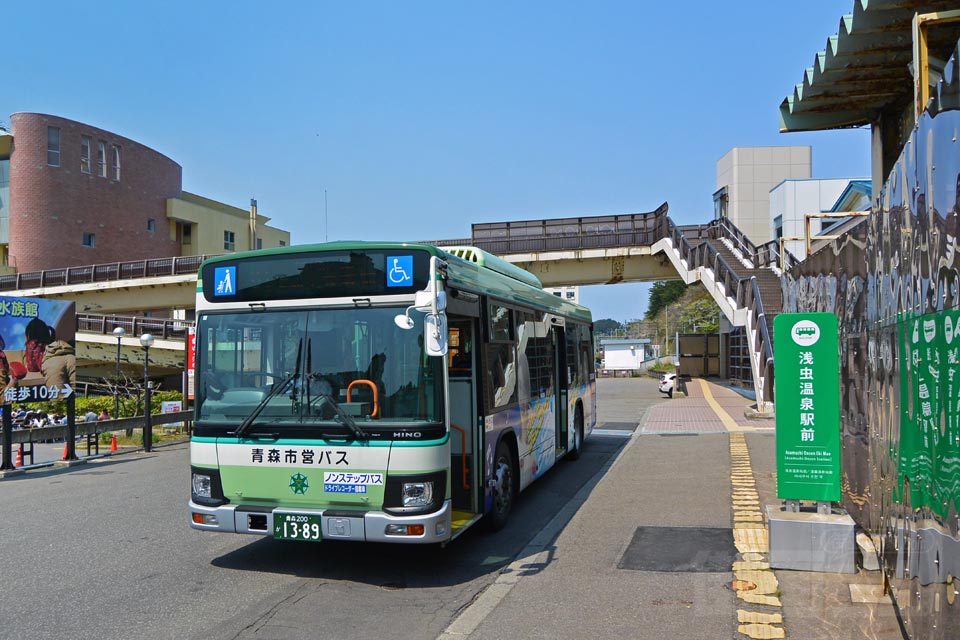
[0,378,661,640]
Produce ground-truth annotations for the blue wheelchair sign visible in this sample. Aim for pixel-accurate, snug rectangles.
[214,266,236,296]
[386,256,413,288]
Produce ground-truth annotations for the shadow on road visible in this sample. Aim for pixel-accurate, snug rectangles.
[209,433,628,589]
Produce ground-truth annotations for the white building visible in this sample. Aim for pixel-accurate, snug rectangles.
[715,146,812,245]
[546,286,579,303]
[600,338,651,371]
[770,178,864,260]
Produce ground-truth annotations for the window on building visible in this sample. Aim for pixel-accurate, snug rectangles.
[279,240,286,247]
[80,136,91,173]
[182,224,192,245]
[224,230,236,251]
[147,218,156,233]
[256,238,263,250]
[82,232,95,247]
[553,292,561,297]
[773,215,783,240]
[713,187,728,221]
[97,141,107,177]
[111,145,121,181]
[566,292,575,300]
[47,127,61,167]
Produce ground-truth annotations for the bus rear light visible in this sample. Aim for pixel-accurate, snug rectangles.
[385,524,425,536]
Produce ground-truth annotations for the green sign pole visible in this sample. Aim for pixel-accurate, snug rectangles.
[773,313,841,502]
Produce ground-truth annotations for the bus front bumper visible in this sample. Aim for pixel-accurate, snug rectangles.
[189,499,453,543]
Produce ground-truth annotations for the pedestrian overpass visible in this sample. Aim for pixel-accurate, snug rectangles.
[12,204,786,406]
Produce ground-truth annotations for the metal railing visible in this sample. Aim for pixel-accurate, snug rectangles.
[0,254,216,292]
[707,217,798,272]
[9,410,189,444]
[425,204,672,255]
[664,216,777,407]
[76,313,194,340]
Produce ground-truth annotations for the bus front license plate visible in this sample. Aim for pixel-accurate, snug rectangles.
[273,513,323,541]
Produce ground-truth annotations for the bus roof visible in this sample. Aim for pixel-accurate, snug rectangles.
[201,241,593,323]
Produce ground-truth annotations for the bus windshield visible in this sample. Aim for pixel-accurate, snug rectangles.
[196,307,441,430]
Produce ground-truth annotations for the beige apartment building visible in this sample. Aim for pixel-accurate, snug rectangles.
[714,146,811,245]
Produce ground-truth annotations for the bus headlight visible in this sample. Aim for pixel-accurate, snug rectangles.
[383,470,445,514]
[192,472,213,499]
[402,481,434,508]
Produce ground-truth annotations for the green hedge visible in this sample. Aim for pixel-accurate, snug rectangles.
[14,390,184,419]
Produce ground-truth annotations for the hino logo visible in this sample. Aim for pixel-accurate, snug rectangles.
[393,432,422,439]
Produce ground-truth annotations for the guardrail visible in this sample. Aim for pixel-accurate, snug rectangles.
[77,313,194,340]
[0,254,217,292]
[9,411,191,447]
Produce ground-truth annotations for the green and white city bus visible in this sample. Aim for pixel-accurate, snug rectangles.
[188,241,596,543]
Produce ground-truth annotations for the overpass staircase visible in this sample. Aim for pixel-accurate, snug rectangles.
[655,215,796,411]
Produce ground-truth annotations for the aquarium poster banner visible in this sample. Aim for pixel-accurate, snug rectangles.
[0,296,77,404]
[773,313,841,501]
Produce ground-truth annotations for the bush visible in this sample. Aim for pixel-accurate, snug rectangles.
[16,390,184,420]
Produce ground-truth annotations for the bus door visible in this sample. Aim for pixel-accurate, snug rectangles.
[448,318,479,515]
[554,325,569,456]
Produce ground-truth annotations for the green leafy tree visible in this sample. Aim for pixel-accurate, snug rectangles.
[593,318,622,334]
[678,294,721,333]
[645,281,687,320]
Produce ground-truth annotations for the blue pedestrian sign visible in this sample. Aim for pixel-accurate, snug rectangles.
[386,256,413,288]
[214,266,236,296]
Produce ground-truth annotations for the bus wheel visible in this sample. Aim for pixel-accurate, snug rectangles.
[486,439,515,531]
[566,408,584,461]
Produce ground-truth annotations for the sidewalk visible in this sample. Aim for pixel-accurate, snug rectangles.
[439,376,902,640]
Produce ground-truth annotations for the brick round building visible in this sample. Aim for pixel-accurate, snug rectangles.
[7,113,182,272]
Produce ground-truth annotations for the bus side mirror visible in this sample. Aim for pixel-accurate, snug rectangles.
[424,314,448,356]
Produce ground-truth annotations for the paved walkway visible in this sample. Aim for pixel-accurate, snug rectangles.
[643,378,772,434]
[439,376,902,640]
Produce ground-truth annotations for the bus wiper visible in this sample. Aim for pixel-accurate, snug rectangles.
[234,338,302,438]
[314,391,369,440]
[232,372,298,438]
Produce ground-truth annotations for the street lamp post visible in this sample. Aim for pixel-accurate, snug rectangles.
[112,326,125,419]
[140,333,155,452]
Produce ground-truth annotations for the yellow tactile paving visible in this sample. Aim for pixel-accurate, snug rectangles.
[737,610,783,624]
[699,379,743,431]
[737,623,785,639]
[728,431,785,638]
[738,592,783,607]
[734,513,764,522]
[734,570,779,595]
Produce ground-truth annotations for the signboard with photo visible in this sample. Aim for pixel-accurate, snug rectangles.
[0,296,77,404]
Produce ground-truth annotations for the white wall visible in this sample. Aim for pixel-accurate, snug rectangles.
[604,344,646,370]
[769,178,851,259]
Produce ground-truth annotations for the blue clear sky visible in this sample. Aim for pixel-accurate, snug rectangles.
[4,1,869,321]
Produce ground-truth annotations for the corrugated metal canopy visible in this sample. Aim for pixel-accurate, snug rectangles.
[780,1,960,132]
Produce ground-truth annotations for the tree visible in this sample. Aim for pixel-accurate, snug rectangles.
[645,281,687,320]
[593,318,622,334]
[678,294,721,333]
